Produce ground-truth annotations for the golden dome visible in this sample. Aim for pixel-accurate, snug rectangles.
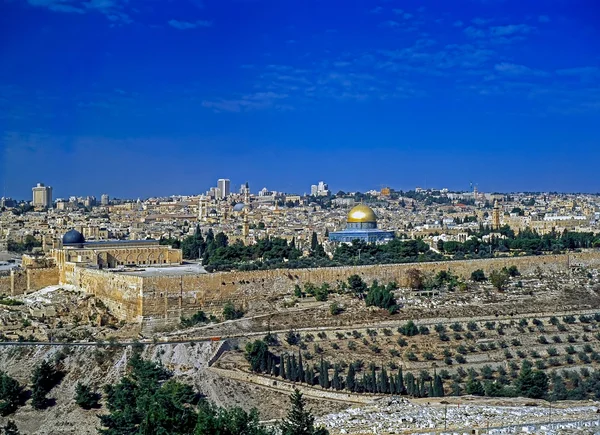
[347,204,377,223]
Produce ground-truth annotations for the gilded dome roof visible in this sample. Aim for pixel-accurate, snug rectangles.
[347,204,377,223]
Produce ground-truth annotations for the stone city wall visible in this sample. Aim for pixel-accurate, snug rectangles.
[136,251,600,327]
[26,267,59,292]
[3,267,58,296]
[60,251,600,326]
[0,273,11,296]
[74,268,144,323]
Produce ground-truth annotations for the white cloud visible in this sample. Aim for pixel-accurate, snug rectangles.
[370,6,383,14]
[453,20,464,27]
[168,19,212,30]
[494,62,548,77]
[490,24,534,36]
[538,15,550,23]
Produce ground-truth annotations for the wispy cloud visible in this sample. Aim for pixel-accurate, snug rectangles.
[370,6,383,14]
[202,92,289,113]
[494,62,549,77]
[538,15,550,23]
[464,22,535,44]
[168,19,212,30]
[27,0,131,23]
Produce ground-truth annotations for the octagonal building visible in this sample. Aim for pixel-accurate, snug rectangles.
[328,204,395,243]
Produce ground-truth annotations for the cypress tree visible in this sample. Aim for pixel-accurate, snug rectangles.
[381,368,389,394]
[405,372,414,396]
[322,361,330,390]
[389,374,396,395]
[397,367,405,395]
[290,355,298,382]
[346,364,356,392]
[305,367,314,386]
[434,374,444,397]
[281,355,286,380]
[298,351,304,383]
[286,355,293,381]
[332,366,341,391]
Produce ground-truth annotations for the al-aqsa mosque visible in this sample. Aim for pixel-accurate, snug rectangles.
[328,204,395,243]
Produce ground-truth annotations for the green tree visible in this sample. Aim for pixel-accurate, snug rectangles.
[465,376,484,396]
[194,404,273,435]
[489,270,510,291]
[347,275,367,298]
[30,360,63,410]
[346,365,356,392]
[470,269,486,282]
[223,302,244,320]
[245,340,271,373]
[515,360,548,399]
[0,372,23,417]
[74,382,101,409]
[280,389,329,435]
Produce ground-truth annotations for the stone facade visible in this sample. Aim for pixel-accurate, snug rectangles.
[71,251,600,327]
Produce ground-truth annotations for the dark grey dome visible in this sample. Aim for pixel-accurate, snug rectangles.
[63,229,85,245]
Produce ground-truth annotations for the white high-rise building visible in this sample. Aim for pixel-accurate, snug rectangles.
[310,185,318,196]
[101,194,110,206]
[217,179,230,199]
[32,183,52,208]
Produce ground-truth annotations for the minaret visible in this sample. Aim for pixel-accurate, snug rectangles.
[244,181,250,206]
[492,200,501,230]
[243,209,249,238]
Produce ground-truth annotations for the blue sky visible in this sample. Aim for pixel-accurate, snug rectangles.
[1,0,599,199]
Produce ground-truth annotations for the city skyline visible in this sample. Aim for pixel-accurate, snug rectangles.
[2,0,599,198]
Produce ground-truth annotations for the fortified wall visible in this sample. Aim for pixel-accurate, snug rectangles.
[3,251,600,328]
[74,251,600,327]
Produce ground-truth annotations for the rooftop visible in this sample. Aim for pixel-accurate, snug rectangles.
[116,263,206,277]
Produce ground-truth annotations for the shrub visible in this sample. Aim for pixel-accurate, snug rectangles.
[74,382,101,409]
[557,324,568,332]
[565,345,576,355]
[438,332,450,342]
[423,352,435,361]
[347,341,357,351]
[464,332,474,340]
[329,302,343,315]
[485,321,496,330]
[455,355,466,364]
[511,338,522,346]
[418,326,430,335]
[547,347,559,357]
[470,269,486,282]
[516,350,526,358]
[504,350,513,359]
[382,328,392,336]
[563,315,576,324]
[0,371,23,416]
[450,322,463,332]
[398,321,419,337]
[467,321,478,331]
[551,335,562,343]
[444,357,453,365]
[434,324,446,333]
[405,351,418,362]
[285,330,301,346]
[389,349,400,357]
[567,335,576,343]
[222,302,244,320]
[538,336,548,345]
[397,337,408,347]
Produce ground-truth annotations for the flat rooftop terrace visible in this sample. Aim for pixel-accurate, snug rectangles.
[113,263,207,277]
